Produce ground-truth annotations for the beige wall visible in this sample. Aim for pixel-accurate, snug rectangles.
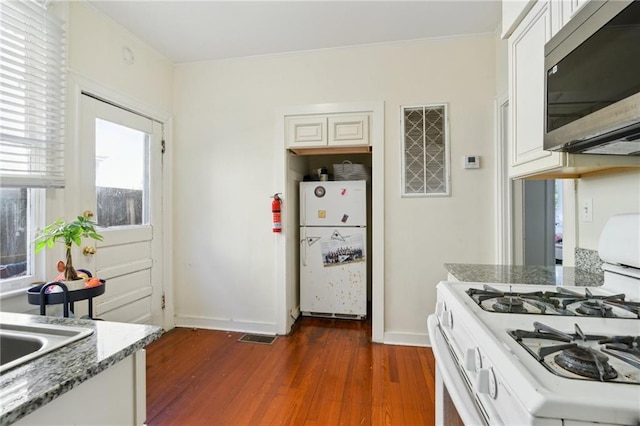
[173,36,497,340]
[67,3,173,113]
[0,3,173,314]
[3,2,498,341]
[576,170,640,250]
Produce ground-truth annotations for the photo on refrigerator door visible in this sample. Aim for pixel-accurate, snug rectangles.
[321,230,365,266]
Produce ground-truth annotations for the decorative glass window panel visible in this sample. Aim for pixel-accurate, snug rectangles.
[401,104,450,197]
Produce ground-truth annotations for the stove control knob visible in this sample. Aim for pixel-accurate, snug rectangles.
[475,348,483,370]
[441,310,454,329]
[464,348,482,372]
[477,368,497,399]
[435,301,447,317]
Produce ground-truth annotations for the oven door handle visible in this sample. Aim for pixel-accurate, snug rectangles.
[428,315,486,426]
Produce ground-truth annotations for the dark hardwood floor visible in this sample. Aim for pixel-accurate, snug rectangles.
[146,316,436,425]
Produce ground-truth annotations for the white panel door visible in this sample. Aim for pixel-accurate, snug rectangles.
[300,226,366,317]
[78,95,163,326]
[300,181,366,227]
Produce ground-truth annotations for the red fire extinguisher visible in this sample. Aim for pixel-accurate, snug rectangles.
[272,193,282,233]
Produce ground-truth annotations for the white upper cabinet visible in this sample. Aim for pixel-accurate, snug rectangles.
[502,0,536,38]
[558,0,590,29]
[286,113,370,149]
[328,114,369,147]
[509,0,561,176]
[286,116,327,148]
[507,0,640,178]
[502,0,588,39]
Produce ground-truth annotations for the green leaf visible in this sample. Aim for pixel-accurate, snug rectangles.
[34,240,47,253]
[31,213,103,254]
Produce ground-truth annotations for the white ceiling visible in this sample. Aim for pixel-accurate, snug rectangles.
[86,1,502,63]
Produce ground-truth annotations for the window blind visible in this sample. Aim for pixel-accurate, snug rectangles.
[0,0,66,188]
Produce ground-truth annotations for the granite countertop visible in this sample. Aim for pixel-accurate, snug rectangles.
[0,312,162,425]
[444,263,604,287]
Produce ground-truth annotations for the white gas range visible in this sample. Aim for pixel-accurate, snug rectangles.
[427,213,640,426]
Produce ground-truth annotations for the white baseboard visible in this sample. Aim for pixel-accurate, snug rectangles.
[174,314,277,335]
[383,331,431,347]
[175,314,434,346]
[289,305,300,320]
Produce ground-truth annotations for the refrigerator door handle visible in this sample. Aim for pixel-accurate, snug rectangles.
[300,187,306,226]
[301,227,307,267]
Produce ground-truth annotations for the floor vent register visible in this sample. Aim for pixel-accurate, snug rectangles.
[238,334,277,345]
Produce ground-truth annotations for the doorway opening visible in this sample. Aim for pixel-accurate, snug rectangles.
[522,179,561,266]
[275,101,385,341]
[296,154,372,320]
[554,180,563,265]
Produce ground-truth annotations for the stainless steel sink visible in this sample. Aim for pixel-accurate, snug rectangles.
[0,322,94,373]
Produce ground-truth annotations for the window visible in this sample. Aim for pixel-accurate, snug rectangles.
[0,189,28,281]
[95,118,150,227]
[0,188,44,288]
[0,1,66,290]
[401,104,450,197]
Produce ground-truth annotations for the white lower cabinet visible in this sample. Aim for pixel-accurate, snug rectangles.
[286,113,370,149]
[16,351,147,425]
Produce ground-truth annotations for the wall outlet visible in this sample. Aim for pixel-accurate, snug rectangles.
[582,198,593,222]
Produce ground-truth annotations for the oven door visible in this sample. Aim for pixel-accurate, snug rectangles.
[427,315,486,426]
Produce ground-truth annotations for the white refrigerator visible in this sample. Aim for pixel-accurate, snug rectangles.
[299,180,367,319]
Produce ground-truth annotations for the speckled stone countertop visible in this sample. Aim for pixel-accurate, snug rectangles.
[0,312,161,425]
[444,263,604,287]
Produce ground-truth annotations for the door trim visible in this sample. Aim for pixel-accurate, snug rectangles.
[67,70,174,330]
[275,101,385,341]
[494,93,513,264]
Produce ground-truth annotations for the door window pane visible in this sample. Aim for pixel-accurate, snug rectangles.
[95,119,149,227]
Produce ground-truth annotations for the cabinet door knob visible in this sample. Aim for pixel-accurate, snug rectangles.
[83,246,97,256]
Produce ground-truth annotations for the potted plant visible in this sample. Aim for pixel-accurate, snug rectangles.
[33,213,103,282]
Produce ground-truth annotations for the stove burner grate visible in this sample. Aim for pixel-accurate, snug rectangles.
[554,347,618,381]
[466,285,639,318]
[508,321,639,384]
[576,300,614,317]
[493,296,527,313]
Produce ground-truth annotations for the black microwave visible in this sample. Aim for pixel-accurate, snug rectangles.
[544,0,640,155]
